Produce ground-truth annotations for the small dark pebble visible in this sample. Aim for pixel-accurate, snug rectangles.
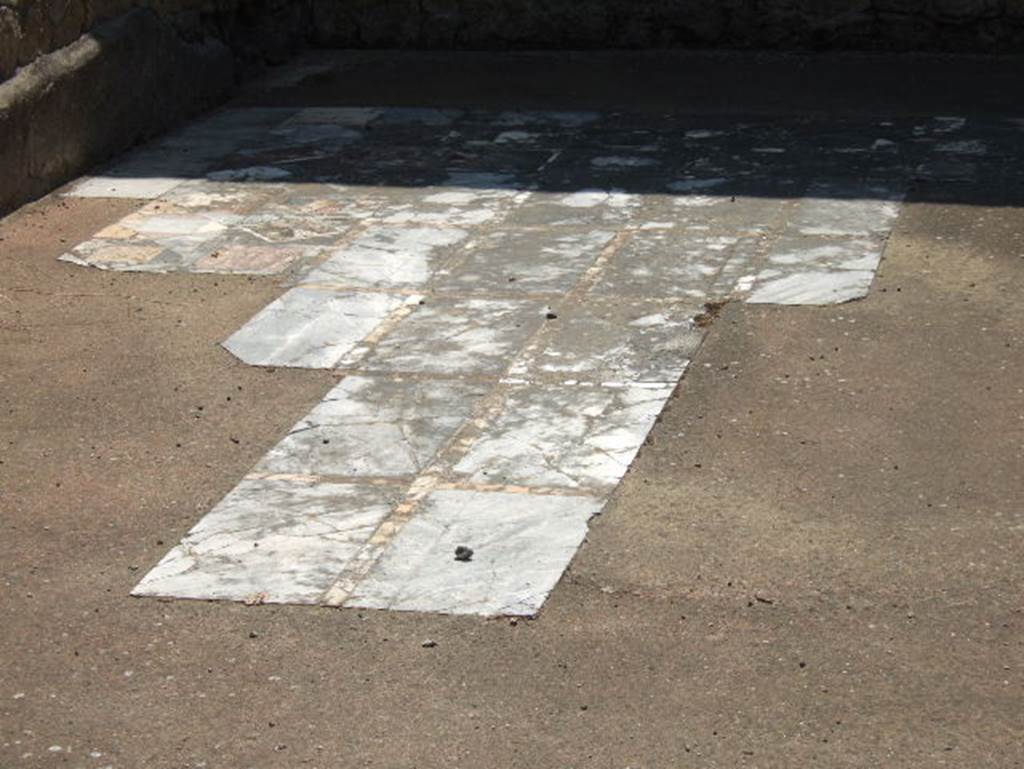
[545,312,558,320]
[454,545,474,562]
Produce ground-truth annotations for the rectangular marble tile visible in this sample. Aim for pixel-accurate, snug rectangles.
[352,297,546,375]
[132,479,398,604]
[344,489,603,616]
[302,226,469,289]
[453,383,674,492]
[223,287,418,368]
[791,182,904,237]
[509,299,704,384]
[256,375,487,477]
[745,270,877,305]
[437,228,615,294]
[743,232,889,305]
[592,229,756,300]
[191,244,325,275]
[502,189,643,228]
[650,178,798,233]
[374,181,521,227]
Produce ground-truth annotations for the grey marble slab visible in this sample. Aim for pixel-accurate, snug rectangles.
[345,489,603,616]
[223,287,418,368]
[132,479,398,604]
[453,383,674,492]
[256,375,487,477]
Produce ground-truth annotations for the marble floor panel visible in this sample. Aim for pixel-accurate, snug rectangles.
[51,100,1010,614]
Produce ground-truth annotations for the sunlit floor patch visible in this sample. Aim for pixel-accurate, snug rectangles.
[55,102,1013,615]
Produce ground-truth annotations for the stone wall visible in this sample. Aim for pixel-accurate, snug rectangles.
[3,0,1022,84]
[0,0,309,82]
[307,0,1024,51]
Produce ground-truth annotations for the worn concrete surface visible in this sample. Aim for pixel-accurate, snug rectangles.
[1,51,1023,767]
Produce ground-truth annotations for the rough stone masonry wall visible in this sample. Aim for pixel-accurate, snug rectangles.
[307,0,1024,51]
[3,0,1022,83]
[0,0,308,82]
[1,0,1021,215]
[0,0,309,214]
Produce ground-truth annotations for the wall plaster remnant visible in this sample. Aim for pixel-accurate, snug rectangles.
[56,104,999,616]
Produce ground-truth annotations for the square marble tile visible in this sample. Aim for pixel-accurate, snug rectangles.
[132,479,398,604]
[345,488,603,616]
[302,226,469,289]
[792,182,904,237]
[436,228,615,295]
[509,299,704,384]
[592,229,757,300]
[353,297,546,375]
[256,375,487,477]
[223,287,418,368]
[453,383,674,492]
[502,189,643,228]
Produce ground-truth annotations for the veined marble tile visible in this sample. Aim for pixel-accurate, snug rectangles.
[593,230,756,300]
[657,180,796,233]
[764,234,887,272]
[453,383,674,492]
[132,479,397,604]
[256,375,487,477]
[345,489,603,616]
[503,189,643,228]
[59,240,166,271]
[223,288,418,368]
[192,244,322,275]
[375,182,520,227]
[354,297,546,375]
[509,299,704,384]
[746,270,877,305]
[437,228,615,294]
[792,182,904,237]
[302,226,469,289]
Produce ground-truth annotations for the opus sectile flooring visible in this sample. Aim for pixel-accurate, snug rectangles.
[59,106,1015,615]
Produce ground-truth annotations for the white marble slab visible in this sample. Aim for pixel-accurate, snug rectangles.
[223,288,417,368]
[355,297,547,375]
[132,479,397,604]
[509,299,703,384]
[256,375,487,477]
[345,489,603,616]
[303,226,468,289]
[454,384,674,492]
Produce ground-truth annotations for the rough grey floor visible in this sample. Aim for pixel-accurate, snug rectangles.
[1,50,1022,768]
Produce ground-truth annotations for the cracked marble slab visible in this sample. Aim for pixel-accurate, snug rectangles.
[350,297,547,375]
[437,228,616,294]
[223,287,419,368]
[593,230,758,300]
[452,383,674,492]
[256,375,487,477]
[131,478,399,604]
[302,226,469,289]
[503,189,643,228]
[508,299,704,384]
[344,489,604,616]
